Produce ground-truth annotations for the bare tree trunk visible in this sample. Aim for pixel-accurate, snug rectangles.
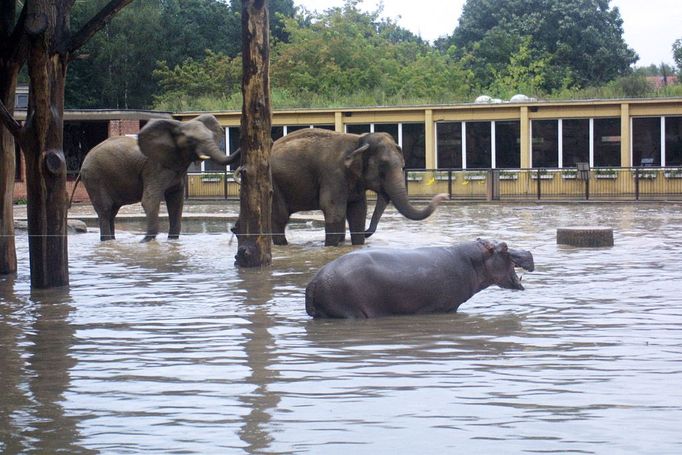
[0,0,133,288]
[22,38,70,288]
[234,0,272,268]
[0,64,18,275]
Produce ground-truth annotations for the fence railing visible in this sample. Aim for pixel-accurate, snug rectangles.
[184,167,682,201]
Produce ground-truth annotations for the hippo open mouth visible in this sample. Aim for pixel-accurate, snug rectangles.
[509,249,535,290]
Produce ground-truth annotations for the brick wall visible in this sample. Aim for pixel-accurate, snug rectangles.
[108,119,141,137]
[13,173,90,204]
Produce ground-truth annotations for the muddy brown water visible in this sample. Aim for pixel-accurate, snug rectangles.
[2,203,682,454]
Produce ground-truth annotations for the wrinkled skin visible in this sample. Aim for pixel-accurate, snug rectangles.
[271,128,448,246]
[305,239,535,319]
[77,114,239,241]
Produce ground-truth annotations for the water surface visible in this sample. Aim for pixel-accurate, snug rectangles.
[2,203,682,454]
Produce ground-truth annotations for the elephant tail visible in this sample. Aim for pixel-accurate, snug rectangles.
[68,173,81,209]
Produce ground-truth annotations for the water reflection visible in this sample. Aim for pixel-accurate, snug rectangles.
[2,203,682,453]
[235,268,279,453]
[0,285,92,454]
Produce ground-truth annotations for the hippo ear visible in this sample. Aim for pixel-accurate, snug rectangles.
[496,242,509,253]
[476,238,495,253]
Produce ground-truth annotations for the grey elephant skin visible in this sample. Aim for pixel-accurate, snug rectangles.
[75,114,239,241]
[270,128,448,246]
[305,239,535,319]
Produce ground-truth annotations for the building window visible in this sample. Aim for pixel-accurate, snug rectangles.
[594,118,621,167]
[346,124,371,134]
[312,124,335,131]
[374,123,399,143]
[466,122,492,169]
[402,123,425,169]
[495,121,520,168]
[16,93,28,109]
[271,126,285,141]
[436,122,462,168]
[632,117,661,166]
[665,116,682,166]
[562,119,589,167]
[286,125,309,134]
[532,120,558,167]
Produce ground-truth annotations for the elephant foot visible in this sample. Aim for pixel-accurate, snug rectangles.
[168,234,180,240]
[140,235,157,243]
[350,234,366,245]
[100,236,115,241]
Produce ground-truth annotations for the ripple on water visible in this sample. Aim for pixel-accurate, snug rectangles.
[2,203,682,454]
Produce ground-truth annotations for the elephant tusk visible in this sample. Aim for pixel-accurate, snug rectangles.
[198,154,211,160]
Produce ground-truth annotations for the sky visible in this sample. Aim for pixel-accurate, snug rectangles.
[293,0,681,67]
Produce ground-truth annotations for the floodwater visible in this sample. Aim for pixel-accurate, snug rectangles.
[2,202,682,454]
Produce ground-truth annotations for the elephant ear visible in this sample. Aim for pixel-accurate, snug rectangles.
[344,142,370,178]
[138,119,184,170]
[192,114,223,145]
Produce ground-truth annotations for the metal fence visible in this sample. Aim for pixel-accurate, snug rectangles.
[404,167,682,201]
[185,167,682,201]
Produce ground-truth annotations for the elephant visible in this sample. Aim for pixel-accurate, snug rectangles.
[270,128,448,246]
[73,114,240,241]
[305,238,535,319]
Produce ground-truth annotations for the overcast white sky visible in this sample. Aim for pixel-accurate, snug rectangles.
[293,0,681,67]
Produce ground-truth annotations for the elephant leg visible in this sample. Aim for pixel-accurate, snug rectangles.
[272,216,290,245]
[347,198,368,245]
[165,187,184,240]
[323,218,346,247]
[271,183,289,245]
[92,201,117,241]
[141,191,163,242]
[96,208,115,241]
[320,190,347,246]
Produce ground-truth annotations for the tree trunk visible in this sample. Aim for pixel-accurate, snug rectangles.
[234,0,272,268]
[0,0,133,289]
[20,8,70,288]
[0,63,18,275]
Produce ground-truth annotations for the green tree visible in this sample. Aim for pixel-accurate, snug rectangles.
[673,38,682,75]
[446,0,638,92]
[67,0,164,108]
[269,1,472,106]
[66,0,295,109]
[153,50,242,109]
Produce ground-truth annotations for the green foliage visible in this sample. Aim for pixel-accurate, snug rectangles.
[674,39,682,75]
[154,2,475,110]
[66,0,295,109]
[153,50,242,105]
[449,0,638,92]
[66,0,677,111]
[550,75,682,100]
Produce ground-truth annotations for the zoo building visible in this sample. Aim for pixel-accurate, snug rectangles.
[13,95,682,202]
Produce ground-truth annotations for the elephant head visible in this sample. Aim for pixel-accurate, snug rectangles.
[137,115,239,172]
[344,132,448,237]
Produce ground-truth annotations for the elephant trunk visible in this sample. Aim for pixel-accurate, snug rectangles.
[201,144,241,166]
[383,170,448,220]
[365,192,388,238]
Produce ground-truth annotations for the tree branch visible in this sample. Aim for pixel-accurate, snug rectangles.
[0,99,21,138]
[67,0,134,53]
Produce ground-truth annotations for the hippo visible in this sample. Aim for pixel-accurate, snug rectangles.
[305,238,534,319]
